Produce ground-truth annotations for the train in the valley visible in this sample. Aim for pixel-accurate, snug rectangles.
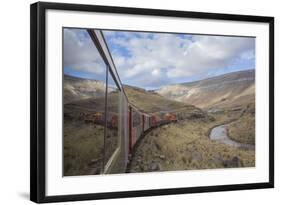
[79,101,178,174]
[127,104,177,154]
[84,29,179,174]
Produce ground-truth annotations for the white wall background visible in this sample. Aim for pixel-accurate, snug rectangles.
[0,0,279,204]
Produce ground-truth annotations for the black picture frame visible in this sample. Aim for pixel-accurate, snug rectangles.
[30,1,274,203]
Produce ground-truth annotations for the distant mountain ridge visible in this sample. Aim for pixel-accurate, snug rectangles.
[156,70,255,109]
[63,74,204,116]
[64,74,107,104]
[123,85,201,113]
[64,69,255,111]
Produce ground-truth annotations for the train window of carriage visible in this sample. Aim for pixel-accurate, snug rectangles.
[105,70,121,167]
[132,109,141,127]
[63,28,107,176]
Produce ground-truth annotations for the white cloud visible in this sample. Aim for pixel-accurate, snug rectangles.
[64,29,106,75]
[240,50,255,60]
[64,29,255,88]
[104,31,255,88]
[152,69,160,76]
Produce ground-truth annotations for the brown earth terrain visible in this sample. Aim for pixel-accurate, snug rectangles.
[128,70,256,172]
[64,122,104,176]
[156,69,255,109]
[63,69,256,175]
[226,103,255,145]
[123,85,201,114]
[63,75,205,176]
[64,74,107,104]
[63,75,120,176]
[128,110,255,173]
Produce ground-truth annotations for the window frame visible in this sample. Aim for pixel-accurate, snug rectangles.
[87,29,127,174]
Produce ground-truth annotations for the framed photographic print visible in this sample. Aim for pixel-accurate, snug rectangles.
[30,1,274,203]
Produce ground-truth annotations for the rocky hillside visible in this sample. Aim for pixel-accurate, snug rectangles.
[64,74,107,104]
[64,75,206,120]
[156,70,255,109]
[123,85,202,114]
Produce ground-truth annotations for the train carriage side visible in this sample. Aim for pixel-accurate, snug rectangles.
[86,29,179,175]
[87,29,130,174]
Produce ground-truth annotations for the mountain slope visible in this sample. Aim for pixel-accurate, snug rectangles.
[63,74,206,120]
[123,85,201,114]
[64,74,107,104]
[156,70,255,109]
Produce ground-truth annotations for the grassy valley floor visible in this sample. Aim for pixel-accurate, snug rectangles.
[63,121,104,176]
[128,112,255,173]
[226,104,255,145]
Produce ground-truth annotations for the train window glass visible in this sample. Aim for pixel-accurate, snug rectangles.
[105,71,121,167]
[63,28,106,176]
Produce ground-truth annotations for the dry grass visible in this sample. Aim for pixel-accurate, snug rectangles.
[129,112,255,173]
[63,121,104,176]
[226,114,255,145]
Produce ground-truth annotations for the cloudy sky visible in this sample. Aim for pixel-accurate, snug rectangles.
[64,28,255,90]
[64,28,107,83]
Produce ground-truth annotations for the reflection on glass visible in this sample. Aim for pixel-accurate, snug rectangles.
[63,28,106,176]
[105,72,120,165]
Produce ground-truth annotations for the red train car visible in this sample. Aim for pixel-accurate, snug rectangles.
[127,105,178,155]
